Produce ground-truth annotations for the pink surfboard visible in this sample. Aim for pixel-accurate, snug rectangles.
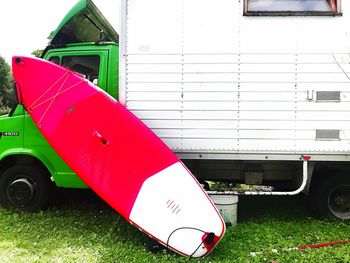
[12,56,225,257]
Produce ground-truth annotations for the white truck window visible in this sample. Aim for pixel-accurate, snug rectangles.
[244,0,341,16]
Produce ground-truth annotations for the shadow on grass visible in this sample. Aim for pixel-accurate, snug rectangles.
[50,187,163,252]
[237,195,314,222]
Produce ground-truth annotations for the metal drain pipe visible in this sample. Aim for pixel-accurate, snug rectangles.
[207,156,310,196]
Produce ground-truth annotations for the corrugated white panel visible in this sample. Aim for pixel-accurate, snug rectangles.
[131,110,181,120]
[127,72,182,83]
[182,120,237,129]
[182,101,238,111]
[239,140,296,152]
[295,120,350,130]
[342,131,350,141]
[127,91,182,101]
[181,139,237,151]
[182,129,236,139]
[240,102,295,111]
[239,92,294,101]
[296,111,350,121]
[239,82,295,92]
[183,54,239,64]
[240,73,295,83]
[163,139,182,150]
[297,102,350,112]
[240,54,296,64]
[182,111,238,120]
[295,140,349,152]
[184,92,236,101]
[240,64,295,73]
[124,0,350,154]
[183,64,240,73]
[297,82,350,92]
[240,130,295,139]
[127,82,181,93]
[240,111,295,120]
[142,119,182,129]
[126,101,181,111]
[297,63,346,73]
[240,120,295,130]
[127,54,183,64]
[127,64,182,73]
[152,129,182,138]
[297,54,339,64]
[297,73,350,83]
[182,83,238,92]
[183,73,238,83]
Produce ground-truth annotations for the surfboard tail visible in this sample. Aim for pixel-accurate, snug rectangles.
[129,161,226,257]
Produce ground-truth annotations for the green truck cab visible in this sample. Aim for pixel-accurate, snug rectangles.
[0,0,119,211]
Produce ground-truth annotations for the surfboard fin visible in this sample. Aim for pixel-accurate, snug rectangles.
[203,232,215,245]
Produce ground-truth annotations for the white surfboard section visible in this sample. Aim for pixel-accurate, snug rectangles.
[129,162,225,257]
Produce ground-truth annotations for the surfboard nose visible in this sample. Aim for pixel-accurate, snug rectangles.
[14,56,23,64]
[167,228,221,257]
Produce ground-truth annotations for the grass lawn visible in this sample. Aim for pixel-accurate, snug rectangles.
[0,189,349,262]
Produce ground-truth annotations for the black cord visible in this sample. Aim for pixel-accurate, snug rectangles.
[166,227,208,258]
[189,240,205,258]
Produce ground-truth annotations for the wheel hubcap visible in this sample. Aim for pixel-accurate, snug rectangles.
[7,178,36,206]
[329,185,350,220]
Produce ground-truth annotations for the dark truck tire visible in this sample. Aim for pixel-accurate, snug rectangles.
[308,173,350,221]
[0,165,52,212]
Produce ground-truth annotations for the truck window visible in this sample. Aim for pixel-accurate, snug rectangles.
[244,0,340,16]
[61,55,100,83]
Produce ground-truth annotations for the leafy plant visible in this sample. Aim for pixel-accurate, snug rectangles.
[0,55,14,115]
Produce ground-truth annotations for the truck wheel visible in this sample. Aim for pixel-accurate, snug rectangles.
[308,174,350,221]
[0,165,52,212]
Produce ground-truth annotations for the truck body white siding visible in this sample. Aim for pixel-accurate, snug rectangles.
[120,0,350,157]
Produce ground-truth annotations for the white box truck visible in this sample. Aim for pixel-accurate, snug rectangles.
[119,0,350,220]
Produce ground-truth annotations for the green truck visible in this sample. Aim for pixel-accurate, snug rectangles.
[0,0,118,211]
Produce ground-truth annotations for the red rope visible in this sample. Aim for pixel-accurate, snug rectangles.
[251,239,350,257]
[28,70,86,128]
[298,239,350,250]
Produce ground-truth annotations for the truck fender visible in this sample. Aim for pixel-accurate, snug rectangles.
[0,148,62,186]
